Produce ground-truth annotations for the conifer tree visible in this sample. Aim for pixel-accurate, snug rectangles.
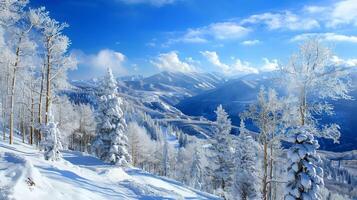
[92,68,131,166]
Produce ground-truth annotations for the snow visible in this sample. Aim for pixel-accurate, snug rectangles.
[0,137,219,200]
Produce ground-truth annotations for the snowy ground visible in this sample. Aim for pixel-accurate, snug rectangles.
[0,137,219,200]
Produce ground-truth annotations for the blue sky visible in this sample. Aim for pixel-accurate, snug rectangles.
[30,0,357,79]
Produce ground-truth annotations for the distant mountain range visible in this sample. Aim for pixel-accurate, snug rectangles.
[176,71,357,152]
[67,70,356,152]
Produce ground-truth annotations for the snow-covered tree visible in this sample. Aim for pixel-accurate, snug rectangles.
[241,87,284,200]
[282,39,353,199]
[92,68,131,166]
[233,120,260,200]
[0,0,39,144]
[30,7,76,125]
[285,126,324,200]
[210,104,234,198]
[190,143,203,190]
[281,39,352,141]
[161,131,169,176]
[53,96,79,148]
[40,108,63,161]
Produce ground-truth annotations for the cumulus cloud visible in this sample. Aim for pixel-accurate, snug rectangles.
[331,55,357,67]
[201,51,280,75]
[241,39,260,46]
[302,0,357,28]
[260,58,279,72]
[72,49,128,79]
[200,51,230,71]
[200,51,258,75]
[233,59,259,74]
[328,0,357,27]
[291,33,357,43]
[151,51,196,73]
[118,0,176,6]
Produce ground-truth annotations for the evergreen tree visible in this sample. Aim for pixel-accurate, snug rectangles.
[211,105,234,198]
[190,144,203,190]
[161,131,169,176]
[233,120,260,200]
[40,108,63,161]
[92,68,131,166]
[285,126,324,200]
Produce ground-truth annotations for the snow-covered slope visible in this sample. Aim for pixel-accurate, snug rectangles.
[0,137,219,200]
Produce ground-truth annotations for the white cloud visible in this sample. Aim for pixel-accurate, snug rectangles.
[151,51,196,73]
[209,22,250,40]
[180,29,208,43]
[200,51,230,71]
[260,58,279,72]
[329,0,357,27]
[291,33,357,43]
[73,49,128,78]
[200,51,258,75]
[233,59,259,74]
[169,22,250,44]
[118,0,176,6]
[201,51,280,75]
[331,55,357,67]
[241,11,320,31]
[303,6,328,14]
[241,39,260,46]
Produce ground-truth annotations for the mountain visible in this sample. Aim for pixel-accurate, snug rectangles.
[124,71,226,105]
[65,71,229,139]
[176,71,357,152]
[0,136,219,200]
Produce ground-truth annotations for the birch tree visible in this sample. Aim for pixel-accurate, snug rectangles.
[241,87,284,200]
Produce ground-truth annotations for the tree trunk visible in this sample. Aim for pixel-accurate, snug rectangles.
[3,64,10,141]
[21,106,25,143]
[268,143,274,200]
[37,62,45,144]
[262,140,268,200]
[9,37,22,144]
[30,95,34,145]
[45,38,51,124]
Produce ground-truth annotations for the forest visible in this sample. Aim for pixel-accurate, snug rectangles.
[0,0,356,200]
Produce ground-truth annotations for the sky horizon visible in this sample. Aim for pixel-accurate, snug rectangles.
[30,0,357,80]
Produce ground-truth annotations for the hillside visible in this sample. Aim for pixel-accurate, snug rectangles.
[0,136,219,200]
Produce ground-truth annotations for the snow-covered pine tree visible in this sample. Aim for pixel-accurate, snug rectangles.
[211,104,234,198]
[190,144,203,190]
[285,126,324,200]
[92,68,131,166]
[233,120,260,200]
[40,108,63,161]
[161,131,169,176]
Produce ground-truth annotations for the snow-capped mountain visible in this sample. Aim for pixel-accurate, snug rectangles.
[66,70,356,151]
[176,71,357,152]
[65,71,229,139]
[124,71,226,105]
